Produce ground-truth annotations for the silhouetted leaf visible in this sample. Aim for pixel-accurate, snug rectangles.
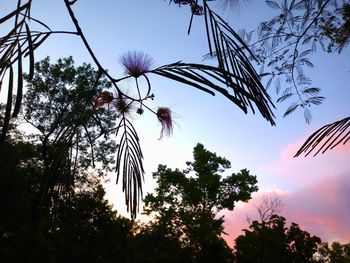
[266,0,280,9]
[295,116,350,157]
[25,22,34,80]
[200,3,275,124]
[283,102,299,117]
[276,77,283,94]
[299,49,312,57]
[152,62,276,124]
[276,91,293,103]
[302,87,320,96]
[306,96,325,105]
[0,2,29,24]
[0,66,14,144]
[304,107,312,124]
[115,116,144,219]
[266,77,273,89]
[12,44,23,118]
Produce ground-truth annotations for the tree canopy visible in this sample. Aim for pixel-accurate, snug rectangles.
[1,104,348,262]
[144,143,258,262]
[234,214,322,263]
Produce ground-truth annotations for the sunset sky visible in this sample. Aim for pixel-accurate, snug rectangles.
[2,0,350,246]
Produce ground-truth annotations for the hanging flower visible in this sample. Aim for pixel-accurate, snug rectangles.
[120,51,153,78]
[113,96,132,117]
[136,108,144,115]
[94,91,114,109]
[157,107,173,139]
[191,3,203,15]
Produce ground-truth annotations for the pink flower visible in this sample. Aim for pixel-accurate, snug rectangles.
[157,107,173,139]
[113,96,132,117]
[120,51,153,78]
[94,91,114,109]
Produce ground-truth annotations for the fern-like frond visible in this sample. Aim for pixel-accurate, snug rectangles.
[295,116,350,157]
[115,116,144,219]
[152,61,275,125]
[202,2,275,124]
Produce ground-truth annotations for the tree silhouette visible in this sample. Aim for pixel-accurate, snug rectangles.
[21,57,118,221]
[234,214,322,263]
[0,124,133,262]
[144,143,258,262]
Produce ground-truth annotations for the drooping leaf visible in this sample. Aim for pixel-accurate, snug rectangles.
[295,116,350,157]
[115,116,144,219]
[0,66,14,144]
[152,62,276,124]
[283,102,299,117]
[304,107,312,124]
[12,44,23,118]
[25,22,34,80]
[266,0,281,9]
[201,3,276,124]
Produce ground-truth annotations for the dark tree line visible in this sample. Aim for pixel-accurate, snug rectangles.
[1,119,348,262]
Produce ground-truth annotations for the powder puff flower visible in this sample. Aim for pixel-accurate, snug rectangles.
[94,91,114,109]
[157,107,173,139]
[113,96,133,117]
[120,51,153,78]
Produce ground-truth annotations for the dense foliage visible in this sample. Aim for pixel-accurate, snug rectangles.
[143,143,258,262]
[1,128,348,262]
[234,214,322,262]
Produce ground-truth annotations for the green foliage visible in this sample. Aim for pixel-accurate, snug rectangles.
[23,56,116,172]
[234,214,322,263]
[21,57,117,208]
[316,241,350,263]
[328,241,350,263]
[236,0,349,123]
[144,143,258,262]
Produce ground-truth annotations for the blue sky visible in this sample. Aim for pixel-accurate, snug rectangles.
[2,0,350,244]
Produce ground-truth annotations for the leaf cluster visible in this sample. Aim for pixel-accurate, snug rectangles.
[238,0,349,123]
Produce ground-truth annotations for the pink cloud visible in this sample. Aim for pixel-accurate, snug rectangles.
[261,136,350,188]
[221,173,350,248]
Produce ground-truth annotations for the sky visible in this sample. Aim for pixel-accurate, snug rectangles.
[1,0,350,246]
